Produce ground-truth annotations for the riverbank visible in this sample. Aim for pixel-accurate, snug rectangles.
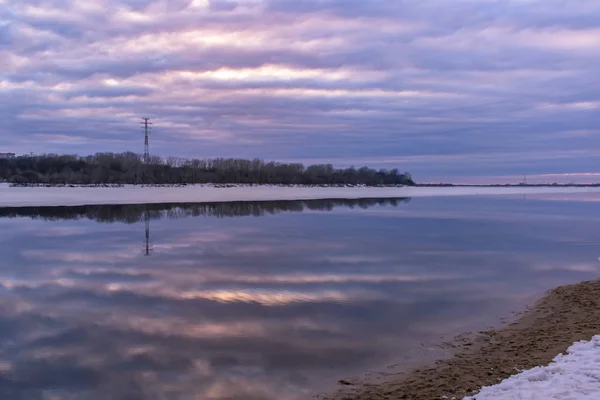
[326,278,600,400]
[2,184,600,207]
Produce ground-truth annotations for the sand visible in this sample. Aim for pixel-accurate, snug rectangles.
[323,279,600,400]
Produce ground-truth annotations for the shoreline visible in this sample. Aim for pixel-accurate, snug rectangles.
[325,278,600,400]
[1,184,600,208]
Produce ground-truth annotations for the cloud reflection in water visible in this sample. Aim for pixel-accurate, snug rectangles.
[0,196,599,399]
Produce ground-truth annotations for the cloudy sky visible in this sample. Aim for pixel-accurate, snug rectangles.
[1,0,599,183]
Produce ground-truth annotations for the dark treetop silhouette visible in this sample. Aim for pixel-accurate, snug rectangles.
[0,152,415,186]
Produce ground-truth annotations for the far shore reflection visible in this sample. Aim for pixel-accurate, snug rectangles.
[0,198,411,223]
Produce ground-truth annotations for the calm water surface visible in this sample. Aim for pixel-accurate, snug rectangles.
[1,195,599,399]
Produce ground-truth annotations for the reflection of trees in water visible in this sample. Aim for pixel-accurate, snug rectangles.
[0,198,411,223]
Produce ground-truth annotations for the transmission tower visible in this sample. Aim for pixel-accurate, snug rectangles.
[141,118,152,163]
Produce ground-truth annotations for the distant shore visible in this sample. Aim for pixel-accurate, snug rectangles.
[1,184,600,208]
[325,278,600,400]
[419,183,600,188]
[5,182,600,188]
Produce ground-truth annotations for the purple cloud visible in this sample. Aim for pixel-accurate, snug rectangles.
[1,0,599,182]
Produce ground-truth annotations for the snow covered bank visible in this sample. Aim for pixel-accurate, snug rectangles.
[464,335,600,400]
[1,184,600,207]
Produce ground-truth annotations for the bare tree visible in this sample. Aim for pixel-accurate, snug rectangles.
[1,153,416,186]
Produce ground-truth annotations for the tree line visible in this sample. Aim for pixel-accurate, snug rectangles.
[0,198,411,223]
[0,152,415,186]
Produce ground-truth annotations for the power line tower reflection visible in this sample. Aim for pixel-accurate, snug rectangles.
[143,209,153,256]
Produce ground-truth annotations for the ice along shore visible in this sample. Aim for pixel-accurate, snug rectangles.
[2,184,600,207]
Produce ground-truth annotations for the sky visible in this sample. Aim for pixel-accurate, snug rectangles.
[1,0,599,183]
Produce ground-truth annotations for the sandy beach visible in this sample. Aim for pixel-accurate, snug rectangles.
[325,278,600,400]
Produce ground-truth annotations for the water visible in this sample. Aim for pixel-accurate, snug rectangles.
[0,195,599,400]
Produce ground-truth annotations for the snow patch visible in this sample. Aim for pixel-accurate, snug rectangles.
[464,335,600,400]
[1,185,600,208]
